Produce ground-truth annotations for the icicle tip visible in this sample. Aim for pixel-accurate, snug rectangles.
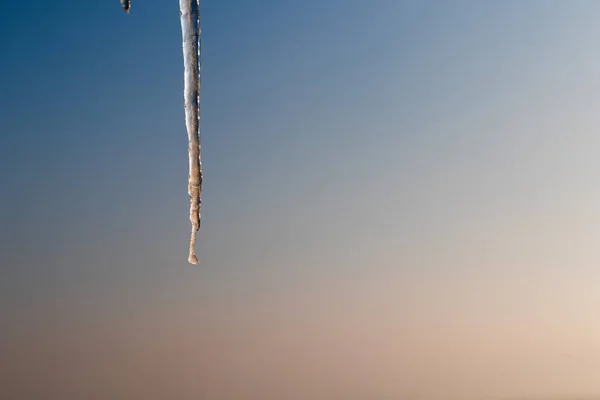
[188,227,199,265]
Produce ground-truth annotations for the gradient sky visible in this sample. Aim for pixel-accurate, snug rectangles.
[3,1,600,399]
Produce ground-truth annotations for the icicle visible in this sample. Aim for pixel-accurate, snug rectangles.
[119,0,203,264]
[180,0,203,265]
[120,0,131,13]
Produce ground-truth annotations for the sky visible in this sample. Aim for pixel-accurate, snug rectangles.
[2,0,600,399]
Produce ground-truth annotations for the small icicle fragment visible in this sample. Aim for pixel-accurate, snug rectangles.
[121,0,131,13]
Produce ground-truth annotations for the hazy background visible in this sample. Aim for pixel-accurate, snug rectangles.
[2,1,600,399]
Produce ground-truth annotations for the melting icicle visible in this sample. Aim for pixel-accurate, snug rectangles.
[120,0,131,13]
[180,0,203,264]
[119,0,203,265]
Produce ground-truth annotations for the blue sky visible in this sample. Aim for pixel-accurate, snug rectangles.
[3,1,600,398]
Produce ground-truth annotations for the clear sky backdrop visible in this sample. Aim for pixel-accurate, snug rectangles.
[2,1,600,399]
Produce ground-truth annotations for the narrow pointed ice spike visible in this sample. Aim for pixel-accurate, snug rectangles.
[120,0,131,13]
[180,0,203,264]
[119,0,203,264]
